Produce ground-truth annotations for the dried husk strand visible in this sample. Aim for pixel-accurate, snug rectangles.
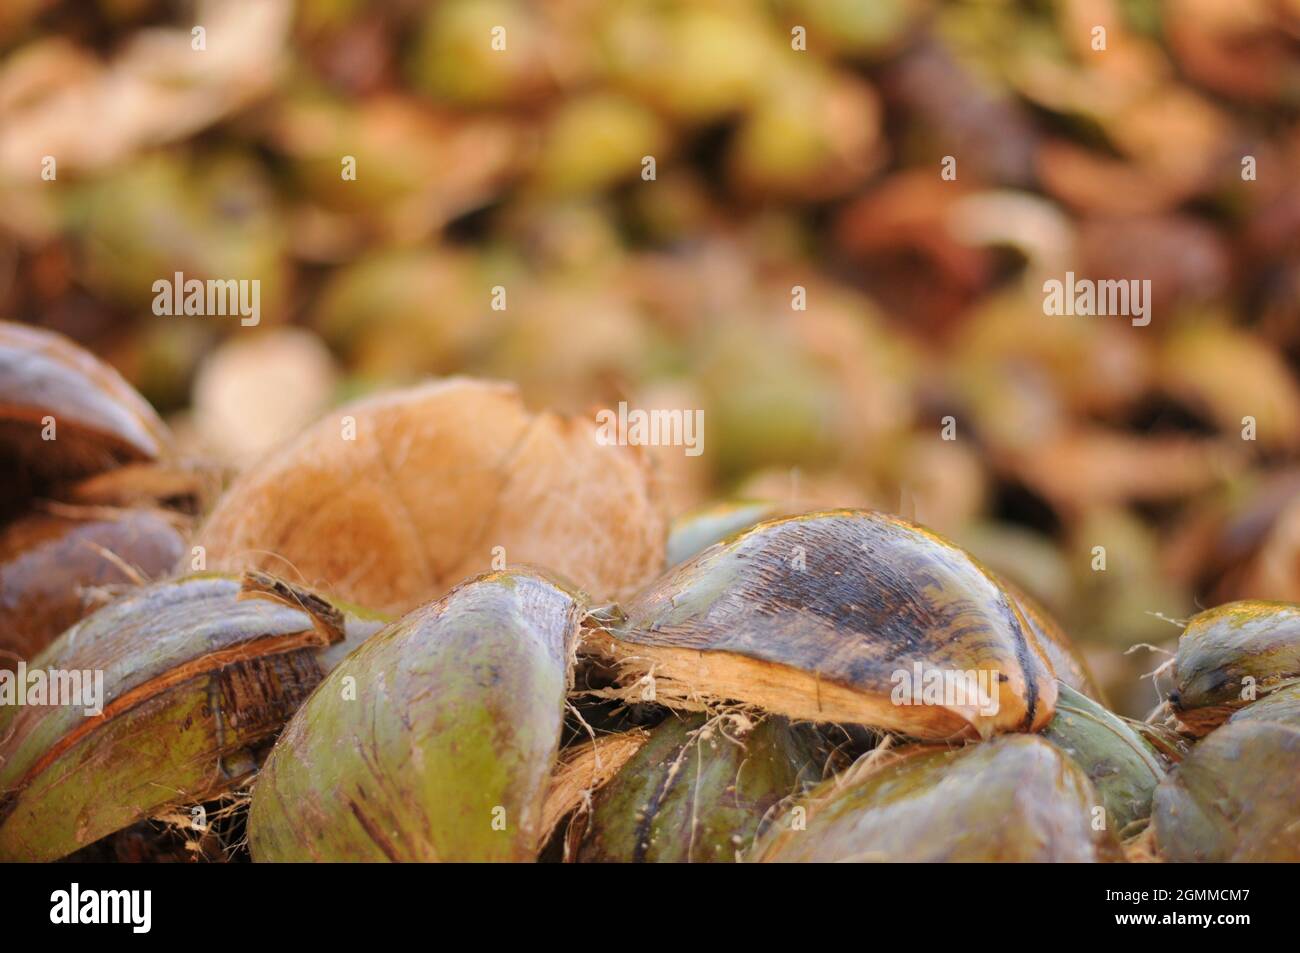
[248,569,586,862]
[0,572,385,861]
[581,510,1059,741]
[1124,717,1192,766]
[538,730,651,857]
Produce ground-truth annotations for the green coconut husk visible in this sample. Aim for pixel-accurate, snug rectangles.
[583,510,1058,740]
[751,734,1123,862]
[1040,683,1165,836]
[0,573,384,861]
[569,712,824,863]
[1170,600,1300,735]
[1227,681,1300,729]
[665,499,789,566]
[248,569,585,862]
[1151,719,1300,861]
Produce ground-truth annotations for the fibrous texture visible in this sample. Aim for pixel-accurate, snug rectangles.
[198,377,667,615]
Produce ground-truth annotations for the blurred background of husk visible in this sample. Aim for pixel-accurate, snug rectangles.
[2,0,1300,718]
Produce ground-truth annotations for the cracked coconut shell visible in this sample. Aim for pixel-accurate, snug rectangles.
[0,506,186,662]
[248,569,586,862]
[584,510,1058,740]
[0,573,385,861]
[665,499,1102,701]
[0,321,170,517]
[196,377,666,616]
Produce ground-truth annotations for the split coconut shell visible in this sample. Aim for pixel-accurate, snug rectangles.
[751,734,1123,862]
[248,569,585,861]
[0,321,170,515]
[667,502,1101,701]
[0,506,186,662]
[569,713,824,863]
[0,573,385,861]
[584,510,1058,740]
[197,377,667,616]
[1170,600,1300,734]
